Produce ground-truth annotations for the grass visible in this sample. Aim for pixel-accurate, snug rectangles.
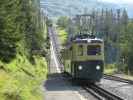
[104,63,133,80]
[57,28,68,45]
[104,64,117,75]
[0,43,47,100]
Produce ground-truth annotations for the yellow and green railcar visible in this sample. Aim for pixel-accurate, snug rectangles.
[62,36,104,82]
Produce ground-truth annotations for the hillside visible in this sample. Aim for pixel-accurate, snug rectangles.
[0,0,48,99]
[40,0,133,18]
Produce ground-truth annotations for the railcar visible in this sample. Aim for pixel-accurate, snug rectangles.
[61,34,104,83]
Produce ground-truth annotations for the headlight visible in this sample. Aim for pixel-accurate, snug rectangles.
[96,65,100,70]
[78,65,83,70]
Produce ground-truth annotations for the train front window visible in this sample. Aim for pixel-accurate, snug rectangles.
[78,45,83,56]
[87,45,101,55]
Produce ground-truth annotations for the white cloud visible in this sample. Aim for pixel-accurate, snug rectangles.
[99,0,133,4]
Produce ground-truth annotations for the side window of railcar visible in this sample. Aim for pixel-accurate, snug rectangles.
[87,45,101,55]
[78,45,83,56]
[70,47,72,51]
[69,46,73,57]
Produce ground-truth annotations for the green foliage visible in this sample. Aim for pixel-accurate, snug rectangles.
[0,0,48,99]
[57,16,69,29]
[120,21,133,73]
[0,0,23,62]
[57,28,68,45]
[0,0,46,62]
[104,64,117,75]
[46,19,53,27]
[0,54,47,100]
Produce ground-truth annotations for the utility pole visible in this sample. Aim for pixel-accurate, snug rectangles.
[75,14,95,35]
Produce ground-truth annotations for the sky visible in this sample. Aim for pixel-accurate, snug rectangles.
[99,0,133,4]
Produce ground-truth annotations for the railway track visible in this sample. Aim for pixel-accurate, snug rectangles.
[83,84,123,100]
[49,27,125,100]
[48,27,63,71]
[104,74,133,84]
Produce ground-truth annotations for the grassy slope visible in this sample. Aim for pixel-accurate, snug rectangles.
[57,28,68,45]
[104,64,117,75]
[0,41,47,100]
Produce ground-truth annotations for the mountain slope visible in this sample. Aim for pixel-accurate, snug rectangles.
[40,0,132,18]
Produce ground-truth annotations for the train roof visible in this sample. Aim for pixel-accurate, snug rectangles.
[73,38,103,43]
[71,34,103,43]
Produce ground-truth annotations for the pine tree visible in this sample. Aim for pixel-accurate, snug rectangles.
[121,9,128,26]
[0,0,46,62]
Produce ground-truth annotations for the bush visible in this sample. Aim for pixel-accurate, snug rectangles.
[0,54,47,100]
[57,28,68,45]
[104,64,117,74]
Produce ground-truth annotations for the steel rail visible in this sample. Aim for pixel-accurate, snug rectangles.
[49,27,124,100]
[48,27,64,71]
[104,74,133,84]
[83,86,104,100]
[83,84,124,100]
